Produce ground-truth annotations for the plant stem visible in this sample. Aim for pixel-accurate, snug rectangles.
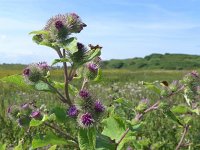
[116,85,185,148]
[45,81,68,104]
[63,49,72,106]
[45,122,78,144]
[175,125,189,150]
[81,78,88,90]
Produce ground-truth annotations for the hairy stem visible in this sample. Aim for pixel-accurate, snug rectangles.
[116,85,185,148]
[175,125,189,150]
[45,122,78,144]
[45,80,68,104]
[63,49,72,106]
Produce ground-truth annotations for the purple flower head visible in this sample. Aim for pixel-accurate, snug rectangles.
[21,103,29,109]
[79,90,90,99]
[88,63,98,73]
[94,101,105,112]
[68,105,78,117]
[30,111,41,119]
[55,20,64,30]
[191,70,199,78]
[80,113,94,127]
[23,68,31,77]
[7,106,11,113]
[77,42,85,51]
[37,62,49,70]
[71,13,79,19]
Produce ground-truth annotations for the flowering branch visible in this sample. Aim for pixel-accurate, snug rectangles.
[175,125,190,150]
[62,49,72,106]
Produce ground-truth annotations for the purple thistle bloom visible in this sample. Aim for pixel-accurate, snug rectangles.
[68,105,78,117]
[30,111,41,119]
[79,90,90,99]
[191,70,199,78]
[37,62,49,70]
[7,106,11,113]
[23,68,31,77]
[77,42,84,51]
[21,103,29,109]
[80,113,94,127]
[88,63,98,73]
[55,20,64,30]
[94,101,105,112]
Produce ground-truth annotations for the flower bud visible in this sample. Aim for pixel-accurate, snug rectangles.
[94,100,105,112]
[30,111,42,120]
[79,90,90,99]
[79,112,94,128]
[68,105,78,117]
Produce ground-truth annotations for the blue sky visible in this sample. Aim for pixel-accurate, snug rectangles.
[0,0,200,64]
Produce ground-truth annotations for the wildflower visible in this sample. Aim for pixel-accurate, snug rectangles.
[94,100,105,112]
[79,112,94,127]
[79,90,90,99]
[190,70,199,78]
[21,103,29,109]
[55,20,64,30]
[37,62,49,70]
[88,63,98,73]
[23,68,30,77]
[30,111,41,119]
[68,105,78,117]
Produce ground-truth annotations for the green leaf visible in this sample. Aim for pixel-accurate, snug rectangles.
[0,143,6,150]
[102,115,126,143]
[78,127,96,150]
[96,134,116,150]
[143,82,161,94]
[51,107,67,123]
[51,58,70,66]
[30,114,56,127]
[29,30,49,35]
[14,141,23,150]
[84,48,101,63]
[32,131,68,149]
[0,74,32,89]
[61,38,78,54]
[117,135,136,150]
[163,109,183,126]
[48,145,57,150]
[68,84,78,96]
[93,69,102,82]
[171,105,190,114]
[35,81,53,92]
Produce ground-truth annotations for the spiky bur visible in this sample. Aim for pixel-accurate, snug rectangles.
[17,116,31,127]
[23,62,49,83]
[30,111,42,120]
[86,62,99,80]
[136,98,149,112]
[70,42,87,64]
[44,13,86,41]
[68,105,78,117]
[78,112,94,128]
[94,100,105,113]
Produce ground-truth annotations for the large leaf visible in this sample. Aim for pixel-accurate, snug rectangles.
[30,114,56,127]
[51,58,70,66]
[102,115,126,143]
[142,82,161,95]
[60,38,78,54]
[0,74,32,89]
[163,109,183,126]
[34,81,54,92]
[96,134,116,150]
[171,105,190,114]
[51,107,67,123]
[78,127,96,150]
[0,144,6,150]
[32,131,69,149]
[84,48,101,63]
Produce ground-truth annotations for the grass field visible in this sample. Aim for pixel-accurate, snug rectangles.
[1,67,200,149]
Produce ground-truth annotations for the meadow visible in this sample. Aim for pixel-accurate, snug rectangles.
[1,67,200,149]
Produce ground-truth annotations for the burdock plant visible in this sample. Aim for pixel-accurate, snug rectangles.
[2,12,200,150]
